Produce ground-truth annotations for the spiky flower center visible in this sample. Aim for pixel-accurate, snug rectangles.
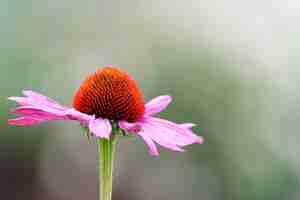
[73,67,145,122]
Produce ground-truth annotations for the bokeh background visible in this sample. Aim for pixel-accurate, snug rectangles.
[1,0,300,199]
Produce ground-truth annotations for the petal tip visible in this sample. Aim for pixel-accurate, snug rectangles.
[7,119,15,125]
[160,95,173,105]
[7,96,18,101]
[145,95,173,116]
[180,123,197,129]
[8,118,34,126]
[174,146,185,152]
[196,136,204,144]
[166,95,173,100]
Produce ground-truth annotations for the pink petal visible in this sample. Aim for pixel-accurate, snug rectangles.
[8,116,47,126]
[8,96,64,110]
[9,106,94,127]
[119,116,202,155]
[7,97,31,106]
[141,123,185,152]
[144,95,172,116]
[8,106,67,126]
[64,109,93,123]
[9,91,67,111]
[12,106,66,117]
[23,90,59,104]
[8,91,95,127]
[148,117,204,145]
[180,124,204,144]
[137,131,159,156]
[22,90,67,110]
[88,118,112,139]
[145,120,195,146]
[180,123,196,129]
[118,120,141,132]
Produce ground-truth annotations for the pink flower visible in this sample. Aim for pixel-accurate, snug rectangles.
[8,67,203,156]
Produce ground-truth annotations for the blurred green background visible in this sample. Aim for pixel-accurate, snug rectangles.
[1,0,300,199]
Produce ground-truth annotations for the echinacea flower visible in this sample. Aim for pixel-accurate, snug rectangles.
[8,66,203,156]
[8,66,204,200]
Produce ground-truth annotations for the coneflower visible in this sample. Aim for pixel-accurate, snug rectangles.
[8,66,203,200]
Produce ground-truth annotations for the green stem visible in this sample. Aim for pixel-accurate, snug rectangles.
[98,134,117,200]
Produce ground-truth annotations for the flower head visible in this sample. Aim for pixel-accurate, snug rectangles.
[8,66,203,156]
[73,67,145,122]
